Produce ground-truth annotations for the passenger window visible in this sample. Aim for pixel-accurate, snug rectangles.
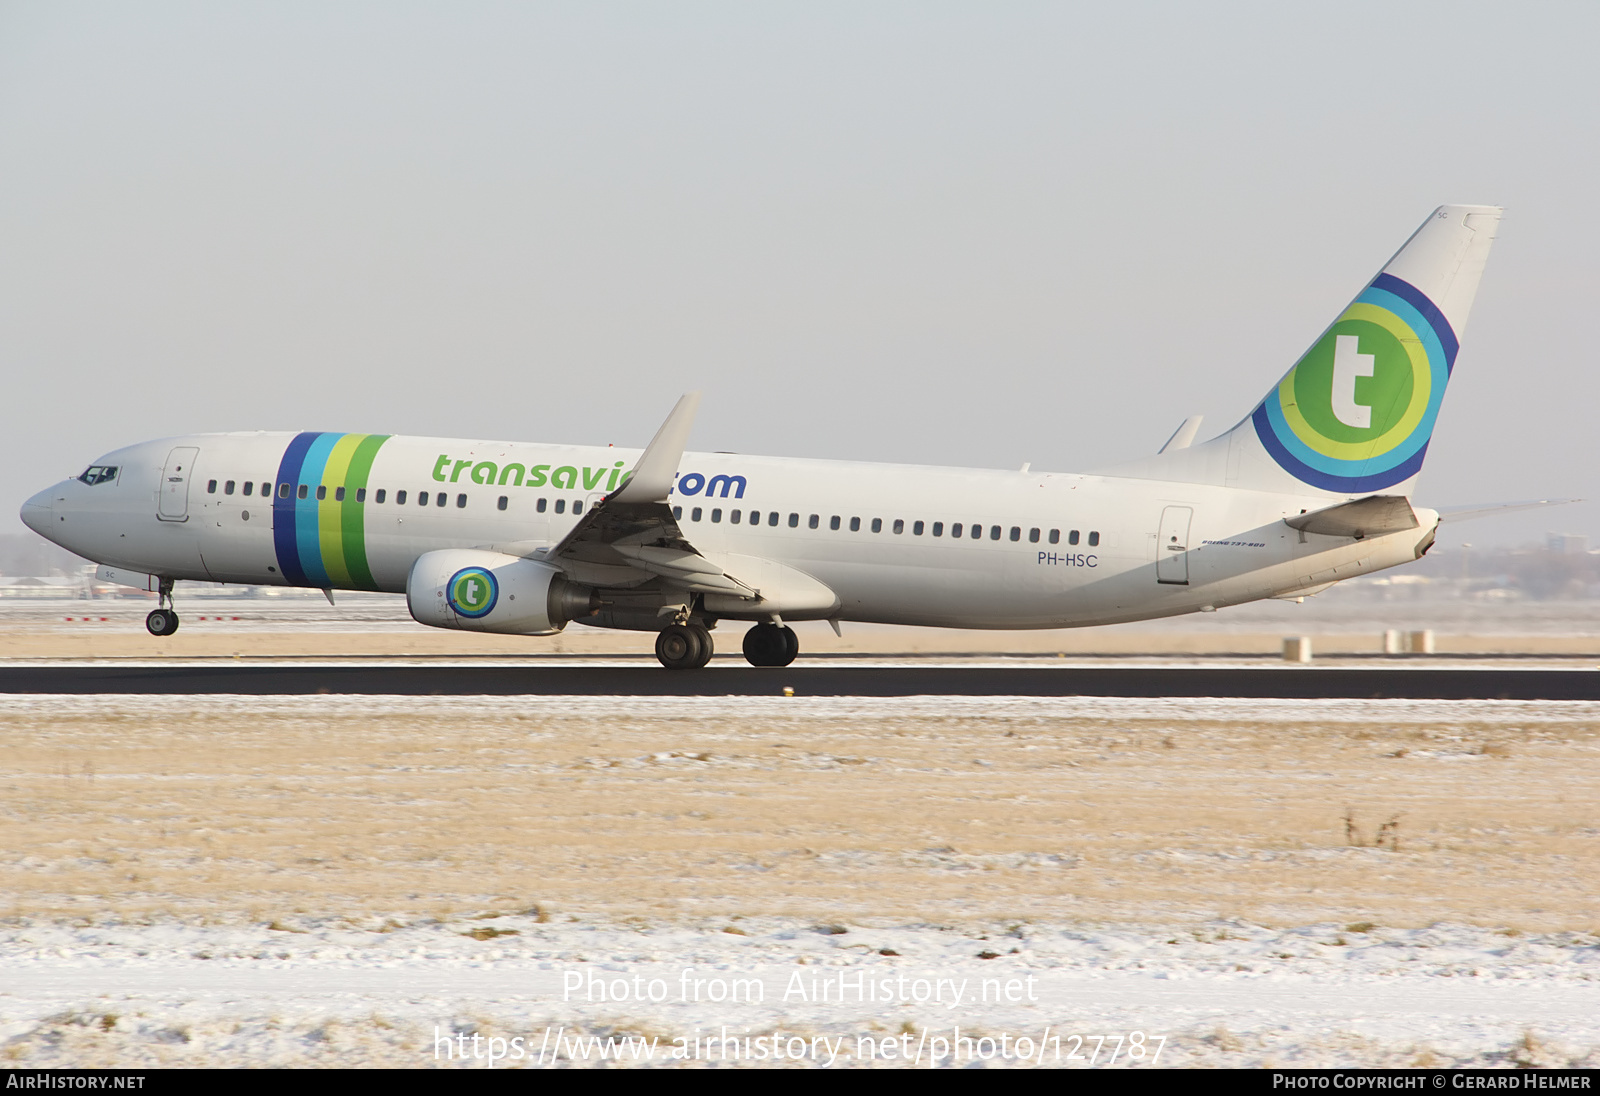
[396,490,407,505]
[672,505,682,519]
[207,480,217,494]
[893,519,904,534]
[951,523,963,538]
[913,521,924,535]
[224,481,235,495]
[314,486,325,501]
[808,514,819,529]
[932,522,943,537]
[1049,529,1060,544]
[788,513,799,528]
[1069,530,1080,545]
[850,516,861,532]
[437,492,448,507]
[712,508,722,523]
[1029,528,1040,543]
[692,507,703,522]
[356,488,366,503]
[242,481,253,497]
[1088,531,1100,547]
[871,518,882,533]
[497,496,508,511]
[573,500,583,514]
[538,498,548,513]
[731,510,741,524]
[335,486,346,502]
[768,512,779,527]
[1009,526,1021,542]
[747,511,760,525]
[990,525,1001,540]
[456,494,467,508]
[297,485,309,500]
[830,516,840,531]
[553,499,564,514]
[374,489,385,503]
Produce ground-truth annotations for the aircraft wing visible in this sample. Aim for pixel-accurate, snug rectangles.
[541,393,756,595]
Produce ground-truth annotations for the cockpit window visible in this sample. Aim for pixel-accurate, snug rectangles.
[77,466,118,486]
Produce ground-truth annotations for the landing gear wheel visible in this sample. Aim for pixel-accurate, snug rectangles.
[742,623,798,667]
[145,609,179,637]
[656,623,713,670]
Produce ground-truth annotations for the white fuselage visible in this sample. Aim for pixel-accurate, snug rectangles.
[24,430,1435,631]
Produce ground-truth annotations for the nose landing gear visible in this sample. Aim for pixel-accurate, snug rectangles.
[145,578,180,636]
[655,622,714,670]
[145,608,180,636]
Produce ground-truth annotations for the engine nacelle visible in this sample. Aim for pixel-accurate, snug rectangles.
[406,549,599,635]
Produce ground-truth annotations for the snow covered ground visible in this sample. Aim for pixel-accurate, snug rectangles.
[2,915,1598,1068]
[3,694,1599,1067]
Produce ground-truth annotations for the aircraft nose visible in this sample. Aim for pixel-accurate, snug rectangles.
[19,487,54,535]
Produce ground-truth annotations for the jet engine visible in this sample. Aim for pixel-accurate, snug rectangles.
[406,549,600,635]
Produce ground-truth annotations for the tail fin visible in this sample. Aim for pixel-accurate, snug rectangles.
[1104,205,1501,497]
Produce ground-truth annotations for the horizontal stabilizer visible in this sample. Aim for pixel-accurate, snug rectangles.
[1158,415,1204,454]
[1285,495,1419,539]
[1436,498,1582,523]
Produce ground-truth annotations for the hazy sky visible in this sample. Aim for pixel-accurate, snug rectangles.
[2,2,1596,548]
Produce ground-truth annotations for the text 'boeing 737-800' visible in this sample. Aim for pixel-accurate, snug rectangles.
[22,206,1521,668]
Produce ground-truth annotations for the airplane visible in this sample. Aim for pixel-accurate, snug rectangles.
[22,205,1507,670]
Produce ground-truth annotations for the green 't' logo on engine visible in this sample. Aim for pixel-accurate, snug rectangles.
[447,566,498,619]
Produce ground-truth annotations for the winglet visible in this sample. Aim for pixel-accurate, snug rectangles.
[609,392,702,504]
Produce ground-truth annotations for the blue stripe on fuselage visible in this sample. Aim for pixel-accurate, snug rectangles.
[271,431,323,587]
[293,432,341,588]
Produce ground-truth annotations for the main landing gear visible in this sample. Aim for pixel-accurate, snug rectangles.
[652,620,800,669]
[655,622,714,670]
[146,578,179,636]
[742,622,798,667]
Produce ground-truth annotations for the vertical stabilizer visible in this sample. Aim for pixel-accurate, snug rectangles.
[1102,205,1501,498]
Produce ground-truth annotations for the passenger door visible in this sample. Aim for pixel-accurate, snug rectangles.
[157,446,200,522]
[1156,505,1193,585]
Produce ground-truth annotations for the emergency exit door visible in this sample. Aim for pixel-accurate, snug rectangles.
[1156,506,1193,584]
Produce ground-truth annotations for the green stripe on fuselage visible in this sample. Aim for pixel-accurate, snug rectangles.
[341,434,390,590]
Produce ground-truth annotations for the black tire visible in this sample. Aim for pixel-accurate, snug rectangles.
[656,624,704,670]
[146,609,178,637]
[687,624,714,668]
[742,623,796,667]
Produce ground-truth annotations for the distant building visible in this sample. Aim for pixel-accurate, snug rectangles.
[1547,533,1589,555]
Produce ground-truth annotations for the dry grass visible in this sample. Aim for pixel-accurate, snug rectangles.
[1,696,1597,928]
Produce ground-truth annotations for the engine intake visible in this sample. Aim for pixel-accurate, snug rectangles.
[406,549,599,635]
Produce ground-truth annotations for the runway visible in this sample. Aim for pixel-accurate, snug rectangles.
[1,663,1597,698]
